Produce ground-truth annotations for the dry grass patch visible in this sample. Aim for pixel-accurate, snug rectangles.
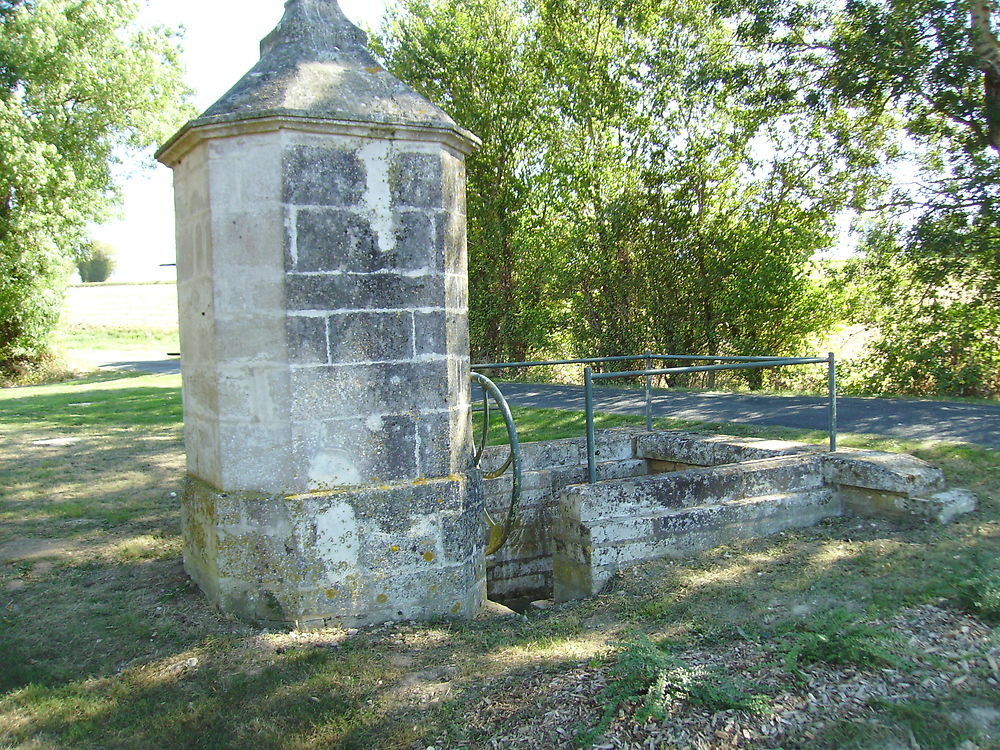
[2,375,999,748]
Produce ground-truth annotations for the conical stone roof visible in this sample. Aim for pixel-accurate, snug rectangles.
[158,0,476,161]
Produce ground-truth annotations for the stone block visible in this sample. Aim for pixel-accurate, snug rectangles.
[417,409,466,478]
[283,146,366,206]
[287,272,446,312]
[445,272,469,310]
[294,414,418,487]
[391,152,443,208]
[442,209,467,274]
[822,451,946,496]
[414,310,446,357]
[217,421,293,492]
[327,310,414,363]
[215,313,287,365]
[395,211,441,270]
[636,431,816,467]
[564,455,825,522]
[444,311,470,359]
[902,490,978,524]
[216,366,289,422]
[293,209,377,272]
[290,360,450,421]
[287,316,328,364]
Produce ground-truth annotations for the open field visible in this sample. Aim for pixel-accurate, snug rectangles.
[51,283,180,363]
[1,373,999,749]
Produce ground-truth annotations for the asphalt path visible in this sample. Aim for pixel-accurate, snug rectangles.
[106,356,998,449]
[494,382,1000,449]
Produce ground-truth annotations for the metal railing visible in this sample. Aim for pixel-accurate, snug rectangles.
[472,353,838,485]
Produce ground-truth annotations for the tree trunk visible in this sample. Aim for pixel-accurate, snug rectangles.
[970,0,1000,152]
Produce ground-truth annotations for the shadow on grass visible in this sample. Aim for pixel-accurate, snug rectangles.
[0,547,599,749]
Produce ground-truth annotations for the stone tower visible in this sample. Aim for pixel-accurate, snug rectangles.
[156,0,485,628]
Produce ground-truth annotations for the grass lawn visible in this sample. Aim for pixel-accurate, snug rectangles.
[1,373,999,749]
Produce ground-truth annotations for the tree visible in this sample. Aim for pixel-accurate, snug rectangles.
[714,0,1000,395]
[76,240,116,283]
[375,0,556,363]
[377,0,888,383]
[0,0,192,372]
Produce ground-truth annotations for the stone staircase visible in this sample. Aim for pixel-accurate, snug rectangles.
[553,454,840,601]
[480,428,976,605]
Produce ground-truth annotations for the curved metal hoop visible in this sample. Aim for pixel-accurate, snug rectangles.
[470,372,522,556]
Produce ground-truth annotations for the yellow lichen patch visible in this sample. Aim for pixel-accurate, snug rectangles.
[376,593,389,604]
[423,551,436,562]
[451,602,462,614]
[390,545,400,552]
[325,588,338,599]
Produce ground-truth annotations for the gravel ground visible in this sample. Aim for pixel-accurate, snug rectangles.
[426,605,1000,750]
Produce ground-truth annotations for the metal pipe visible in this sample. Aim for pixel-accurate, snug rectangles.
[585,366,596,484]
[589,358,827,381]
[470,372,523,556]
[471,354,791,370]
[828,352,838,452]
[644,349,653,431]
[473,389,490,465]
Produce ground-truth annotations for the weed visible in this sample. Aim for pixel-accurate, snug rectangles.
[578,636,769,746]
[776,608,904,678]
[811,695,988,749]
[959,569,1000,623]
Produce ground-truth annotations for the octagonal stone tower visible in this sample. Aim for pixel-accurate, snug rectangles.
[156,0,485,628]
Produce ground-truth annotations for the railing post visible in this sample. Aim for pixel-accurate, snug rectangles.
[644,349,653,431]
[585,366,596,483]
[828,352,838,452]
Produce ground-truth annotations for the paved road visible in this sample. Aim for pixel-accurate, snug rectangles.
[107,356,998,449]
[495,382,1000,449]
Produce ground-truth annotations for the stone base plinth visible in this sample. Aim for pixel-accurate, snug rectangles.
[181,472,485,628]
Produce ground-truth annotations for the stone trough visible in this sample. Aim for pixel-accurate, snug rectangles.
[482,430,977,605]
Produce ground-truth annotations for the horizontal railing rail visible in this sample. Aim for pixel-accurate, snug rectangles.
[584,355,838,482]
[470,352,838,484]
[472,353,793,432]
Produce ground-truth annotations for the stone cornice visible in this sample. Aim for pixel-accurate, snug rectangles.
[156,111,482,167]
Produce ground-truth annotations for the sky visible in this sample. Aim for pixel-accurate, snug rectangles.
[94,0,388,282]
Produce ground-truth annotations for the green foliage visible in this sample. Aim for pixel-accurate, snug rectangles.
[716,0,1000,398]
[579,636,769,746]
[0,0,192,374]
[959,569,1000,623]
[840,224,1000,398]
[776,608,903,678]
[76,240,116,283]
[376,0,878,376]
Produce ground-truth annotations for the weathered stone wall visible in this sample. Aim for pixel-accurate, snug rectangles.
[478,429,977,604]
[182,473,485,628]
[283,136,472,489]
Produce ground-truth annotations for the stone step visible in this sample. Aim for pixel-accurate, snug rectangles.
[480,430,637,474]
[483,457,648,507]
[561,454,826,523]
[553,488,841,602]
[637,430,820,468]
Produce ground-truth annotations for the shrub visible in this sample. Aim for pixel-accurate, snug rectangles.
[959,570,1000,623]
[77,241,116,283]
